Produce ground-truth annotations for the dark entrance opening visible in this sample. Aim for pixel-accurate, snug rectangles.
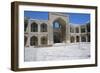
[53,32,61,43]
[53,18,66,43]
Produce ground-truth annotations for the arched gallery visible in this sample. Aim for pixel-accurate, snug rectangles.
[24,12,90,47]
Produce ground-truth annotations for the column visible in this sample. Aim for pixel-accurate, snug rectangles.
[28,19,31,47]
[38,23,40,32]
[38,23,41,46]
[28,19,31,33]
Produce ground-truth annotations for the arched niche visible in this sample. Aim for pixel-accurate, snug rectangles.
[31,22,38,32]
[41,36,48,45]
[41,23,47,32]
[30,36,38,46]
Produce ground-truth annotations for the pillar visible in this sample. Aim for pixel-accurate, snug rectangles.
[26,36,30,47]
[38,35,41,46]
[26,19,31,47]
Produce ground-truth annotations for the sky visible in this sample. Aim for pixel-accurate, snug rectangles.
[24,11,90,25]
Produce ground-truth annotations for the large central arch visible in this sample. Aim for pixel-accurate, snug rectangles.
[53,18,66,43]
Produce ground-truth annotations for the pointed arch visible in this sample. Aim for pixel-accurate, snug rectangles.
[31,22,38,32]
[81,35,86,42]
[30,36,38,46]
[76,27,79,33]
[76,36,79,42]
[41,23,47,32]
[70,36,75,43]
[53,18,66,43]
[87,34,90,42]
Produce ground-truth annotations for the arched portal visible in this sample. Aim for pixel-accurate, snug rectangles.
[53,18,66,43]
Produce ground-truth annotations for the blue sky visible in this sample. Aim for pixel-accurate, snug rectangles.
[24,11,90,25]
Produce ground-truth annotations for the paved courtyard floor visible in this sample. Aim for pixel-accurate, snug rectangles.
[24,42,90,61]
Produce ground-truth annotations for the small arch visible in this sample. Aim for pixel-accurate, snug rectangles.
[76,36,80,42]
[31,22,38,32]
[24,36,27,46]
[30,36,38,46]
[41,36,48,45]
[70,36,75,43]
[81,35,86,42]
[81,26,86,33]
[87,34,90,42]
[76,27,79,33]
[41,23,47,32]
[86,23,90,32]
[70,26,74,33]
